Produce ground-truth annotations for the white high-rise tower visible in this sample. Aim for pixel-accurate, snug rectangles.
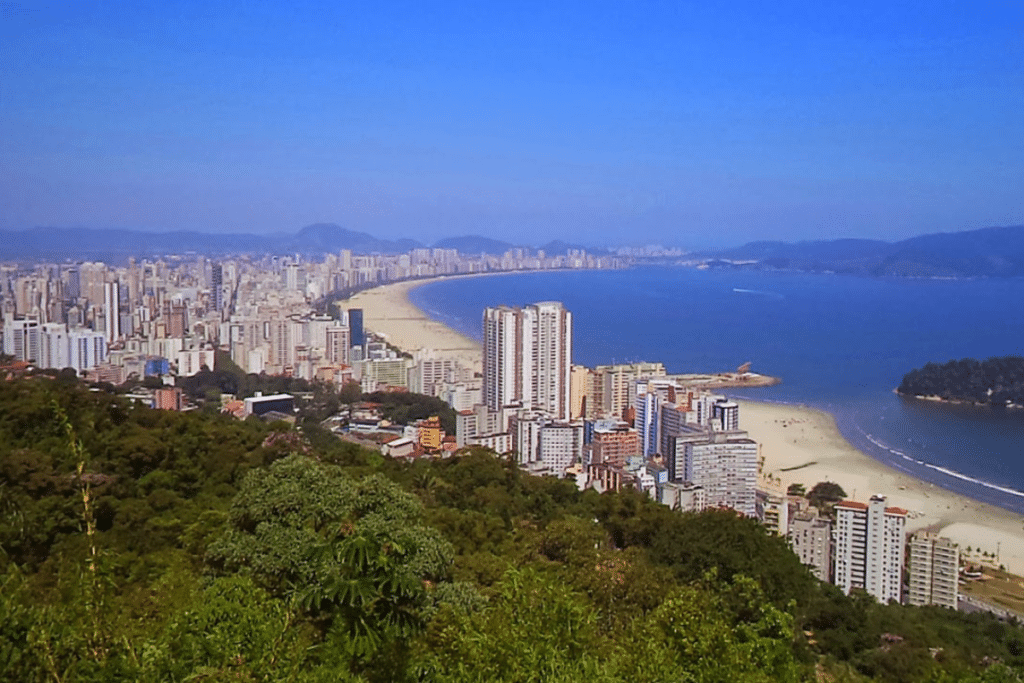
[834,495,907,603]
[482,301,572,420]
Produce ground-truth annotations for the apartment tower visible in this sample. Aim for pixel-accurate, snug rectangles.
[906,531,959,609]
[482,301,572,420]
[834,495,907,603]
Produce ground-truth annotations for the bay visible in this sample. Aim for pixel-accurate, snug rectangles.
[409,266,1024,514]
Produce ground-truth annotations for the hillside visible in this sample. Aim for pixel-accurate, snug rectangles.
[703,225,1024,278]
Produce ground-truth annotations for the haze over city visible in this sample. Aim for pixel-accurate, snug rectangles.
[3,1,1022,249]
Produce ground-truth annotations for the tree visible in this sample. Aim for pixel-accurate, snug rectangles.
[207,454,454,675]
[787,483,806,497]
[339,381,362,414]
[414,567,612,681]
[807,482,847,510]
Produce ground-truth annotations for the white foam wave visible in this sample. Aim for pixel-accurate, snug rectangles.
[860,429,1024,500]
[732,288,784,298]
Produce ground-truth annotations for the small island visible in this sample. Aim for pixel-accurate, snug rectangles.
[897,356,1024,407]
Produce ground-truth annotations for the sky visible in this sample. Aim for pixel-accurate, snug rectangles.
[1,1,1022,249]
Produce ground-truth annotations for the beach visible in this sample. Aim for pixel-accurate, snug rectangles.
[742,400,1024,576]
[343,276,1024,575]
[344,277,484,373]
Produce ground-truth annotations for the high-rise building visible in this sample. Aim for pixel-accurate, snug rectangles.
[325,325,351,365]
[211,263,224,313]
[591,424,639,467]
[713,400,740,431]
[65,265,81,301]
[906,532,959,609]
[103,281,120,343]
[2,315,40,362]
[348,308,364,348]
[587,361,667,419]
[834,495,907,603]
[482,301,572,420]
[789,511,833,582]
[671,425,758,516]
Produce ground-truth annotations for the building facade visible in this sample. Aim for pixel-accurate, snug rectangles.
[482,301,572,420]
[789,511,833,582]
[834,495,907,603]
[906,531,958,609]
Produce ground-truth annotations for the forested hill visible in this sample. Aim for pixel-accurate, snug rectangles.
[702,224,1024,278]
[898,356,1024,406]
[3,376,1024,681]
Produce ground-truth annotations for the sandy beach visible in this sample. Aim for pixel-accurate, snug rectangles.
[344,275,1024,575]
[342,276,485,373]
[743,399,1024,575]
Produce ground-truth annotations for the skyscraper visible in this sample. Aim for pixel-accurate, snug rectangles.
[834,495,907,603]
[482,301,572,420]
[348,308,364,348]
[211,263,224,313]
[103,280,120,343]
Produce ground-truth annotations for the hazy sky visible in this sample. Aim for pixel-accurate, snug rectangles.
[2,1,1022,249]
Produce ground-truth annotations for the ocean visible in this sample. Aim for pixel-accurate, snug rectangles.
[409,266,1024,514]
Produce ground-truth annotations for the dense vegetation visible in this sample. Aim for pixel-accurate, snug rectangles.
[898,356,1024,406]
[3,377,1024,681]
[362,390,458,434]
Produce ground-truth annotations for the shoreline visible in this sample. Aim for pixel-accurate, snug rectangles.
[340,274,1024,575]
[896,390,1024,411]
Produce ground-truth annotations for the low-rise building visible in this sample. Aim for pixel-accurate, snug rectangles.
[243,392,295,417]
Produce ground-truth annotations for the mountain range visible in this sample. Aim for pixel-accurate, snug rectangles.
[700,225,1024,278]
[0,224,600,262]
[3,223,1024,278]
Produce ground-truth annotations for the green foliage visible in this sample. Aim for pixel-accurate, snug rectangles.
[595,491,816,605]
[363,390,458,433]
[144,575,309,681]
[617,576,803,683]
[208,453,454,675]
[415,567,613,682]
[808,481,848,509]
[3,378,1024,682]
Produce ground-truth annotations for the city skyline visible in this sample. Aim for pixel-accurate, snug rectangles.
[3,2,1022,249]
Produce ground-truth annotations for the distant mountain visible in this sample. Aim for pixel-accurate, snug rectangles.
[701,226,1024,278]
[285,223,423,254]
[0,224,422,261]
[431,235,517,255]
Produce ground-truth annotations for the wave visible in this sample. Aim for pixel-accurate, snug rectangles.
[732,288,784,299]
[858,427,1024,500]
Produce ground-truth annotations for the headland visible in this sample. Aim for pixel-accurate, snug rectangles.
[339,274,1024,575]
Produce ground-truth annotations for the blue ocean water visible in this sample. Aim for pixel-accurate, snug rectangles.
[409,267,1024,514]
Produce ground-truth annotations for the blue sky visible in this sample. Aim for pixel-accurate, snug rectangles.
[2,1,1021,248]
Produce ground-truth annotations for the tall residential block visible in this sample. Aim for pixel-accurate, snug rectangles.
[906,532,958,609]
[834,495,907,603]
[482,301,572,420]
[674,426,758,516]
[789,511,833,582]
[591,423,640,468]
[587,361,667,419]
[211,263,224,312]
